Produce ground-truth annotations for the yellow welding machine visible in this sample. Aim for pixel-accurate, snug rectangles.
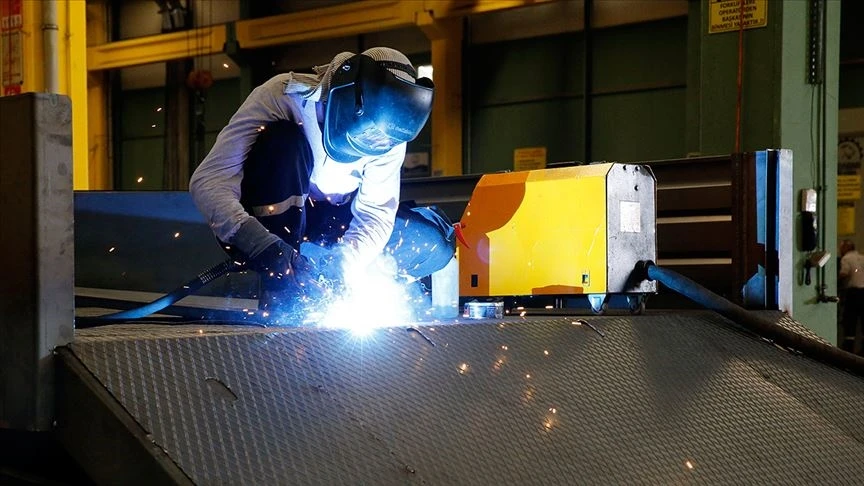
[458,163,657,304]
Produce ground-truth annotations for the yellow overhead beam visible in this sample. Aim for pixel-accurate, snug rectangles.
[84,1,560,72]
[87,25,227,71]
[234,1,417,50]
[423,0,557,18]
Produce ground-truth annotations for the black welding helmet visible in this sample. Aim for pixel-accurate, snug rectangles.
[322,53,434,163]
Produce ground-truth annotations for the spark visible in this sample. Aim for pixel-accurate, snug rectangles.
[151,124,157,128]
[314,254,418,335]
[173,232,180,238]
[308,198,315,207]
[501,345,508,350]
[519,310,527,317]
[136,177,143,183]
[543,350,549,356]
[156,107,163,112]
[222,62,230,68]
[458,363,469,374]
[525,373,531,379]
[685,461,694,470]
[108,247,115,253]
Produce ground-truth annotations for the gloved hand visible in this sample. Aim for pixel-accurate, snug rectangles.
[248,239,313,290]
[300,242,348,286]
[230,219,320,294]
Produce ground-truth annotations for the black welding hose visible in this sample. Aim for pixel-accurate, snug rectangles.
[635,261,864,378]
[75,260,236,328]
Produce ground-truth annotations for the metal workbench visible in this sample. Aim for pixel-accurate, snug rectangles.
[56,312,864,485]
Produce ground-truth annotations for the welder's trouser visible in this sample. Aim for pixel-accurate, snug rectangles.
[238,119,455,280]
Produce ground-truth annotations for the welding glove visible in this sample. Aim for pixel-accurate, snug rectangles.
[300,242,348,287]
[231,219,318,293]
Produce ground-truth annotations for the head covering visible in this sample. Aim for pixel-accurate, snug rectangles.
[283,47,416,102]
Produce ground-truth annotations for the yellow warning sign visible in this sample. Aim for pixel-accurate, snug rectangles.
[838,204,856,236]
[709,0,768,34]
[514,147,546,172]
[838,174,861,202]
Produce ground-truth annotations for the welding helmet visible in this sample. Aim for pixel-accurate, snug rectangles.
[322,53,434,163]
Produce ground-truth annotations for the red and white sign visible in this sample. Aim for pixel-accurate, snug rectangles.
[0,0,23,96]
[0,0,22,31]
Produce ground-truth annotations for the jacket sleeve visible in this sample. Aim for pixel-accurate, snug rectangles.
[341,144,406,266]
[189,74,297,246]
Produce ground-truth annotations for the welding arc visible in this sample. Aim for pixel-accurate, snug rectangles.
[636,261,864,378]
[75,260,234,328]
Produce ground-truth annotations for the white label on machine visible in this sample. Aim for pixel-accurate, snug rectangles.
[620,201,641,233]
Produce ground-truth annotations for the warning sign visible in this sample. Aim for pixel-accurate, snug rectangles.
[0,0,23,96]
[514,147,546,172]
[709,0,768,34]
[838,174,861,202]
[0,0,22,32]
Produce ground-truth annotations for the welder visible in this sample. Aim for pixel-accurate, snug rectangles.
[189,47,455,318]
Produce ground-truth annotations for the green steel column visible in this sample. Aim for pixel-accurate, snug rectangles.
[686,0,841,342]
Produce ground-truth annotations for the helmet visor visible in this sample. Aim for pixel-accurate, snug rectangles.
[323,55,434,162]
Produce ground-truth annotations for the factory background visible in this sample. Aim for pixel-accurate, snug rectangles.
[3,0,864,483]
[6,0,856,336]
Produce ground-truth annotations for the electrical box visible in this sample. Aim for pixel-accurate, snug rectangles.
[458,163,656,312]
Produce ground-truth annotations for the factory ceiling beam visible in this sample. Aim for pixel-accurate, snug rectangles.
[83,0,560,183]
[422,0,556,18]
[86,25,227,71]
[234,1,416,49]
[85,1,558,72]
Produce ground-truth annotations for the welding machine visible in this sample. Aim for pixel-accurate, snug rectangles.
[458,163,657,313]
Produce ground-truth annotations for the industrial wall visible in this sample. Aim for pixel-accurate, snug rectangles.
[838,0,864,251]
[112,0,690,188]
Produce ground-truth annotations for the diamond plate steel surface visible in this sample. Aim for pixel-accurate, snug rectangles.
[71,313,864,485]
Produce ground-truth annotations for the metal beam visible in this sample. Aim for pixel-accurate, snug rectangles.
[87,25,227,71]
[86,0,110,190]
[17,0,90,189]
[86,1,563,71]
[418,12,463,176]
[233,0,417,50]
[67,0,89,190]
[422,0,557,18]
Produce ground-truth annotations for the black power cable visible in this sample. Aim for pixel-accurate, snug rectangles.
[75,260,246,329]
[634,261,864,377]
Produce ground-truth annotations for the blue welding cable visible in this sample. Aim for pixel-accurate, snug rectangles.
[76,260,235,326]
[635,261,864,377]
